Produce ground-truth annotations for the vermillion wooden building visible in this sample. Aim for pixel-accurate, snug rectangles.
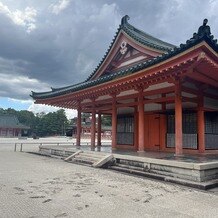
[0,115,29,137]
[31,16,218,155]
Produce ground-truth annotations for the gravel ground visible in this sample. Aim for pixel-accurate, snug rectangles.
[0,139,218,218]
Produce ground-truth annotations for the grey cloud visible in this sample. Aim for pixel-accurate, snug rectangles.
[0,72,50,100]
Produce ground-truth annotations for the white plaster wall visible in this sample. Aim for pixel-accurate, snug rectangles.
[144,103,161,111]
[204,97,218,110]
[145,82,173,91]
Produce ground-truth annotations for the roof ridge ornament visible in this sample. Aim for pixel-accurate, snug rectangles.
[121,15,130,26]
[197,18,211,38]
[185,18,217,46]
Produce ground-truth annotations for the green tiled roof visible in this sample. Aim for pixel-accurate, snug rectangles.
[0,115,30,129]
[31,18,218,100]
[121,15,175,51]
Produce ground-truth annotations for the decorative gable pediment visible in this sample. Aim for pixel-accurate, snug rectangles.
[91,32,164,80]
[101,40,153,77]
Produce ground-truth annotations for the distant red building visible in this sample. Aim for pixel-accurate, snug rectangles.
[0,115,30,137]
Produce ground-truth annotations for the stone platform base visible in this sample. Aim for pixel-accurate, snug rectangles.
[38,145,218,190]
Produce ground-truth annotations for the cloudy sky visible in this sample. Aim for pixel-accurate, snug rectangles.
[0,0,217,118]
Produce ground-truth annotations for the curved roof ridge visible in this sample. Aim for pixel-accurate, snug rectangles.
[122,15,176,49]
[51,81,85,92]
[31,81,86,97]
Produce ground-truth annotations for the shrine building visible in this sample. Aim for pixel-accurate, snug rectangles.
[0,114,30,137]
[31,16,218,156]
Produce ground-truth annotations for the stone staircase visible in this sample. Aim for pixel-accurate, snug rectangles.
[110,158,148,175]
[64,150,114,168]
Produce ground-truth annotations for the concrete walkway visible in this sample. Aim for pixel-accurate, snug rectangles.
[0,139,218,217]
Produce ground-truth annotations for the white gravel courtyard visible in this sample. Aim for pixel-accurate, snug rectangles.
[0,138,218,218]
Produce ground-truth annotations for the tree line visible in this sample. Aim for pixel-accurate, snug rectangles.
[0,108,68,137]
[0,108,111,137]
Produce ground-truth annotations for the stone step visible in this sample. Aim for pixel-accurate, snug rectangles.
[68,159,92,166]
[83,151,108,157]
[75,152,102,161]
[115,163,145,172]
[74,156,97,164]
[116,159,144,168]
[73,157,94,165]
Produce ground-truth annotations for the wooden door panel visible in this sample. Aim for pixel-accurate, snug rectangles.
[144,114,161,150]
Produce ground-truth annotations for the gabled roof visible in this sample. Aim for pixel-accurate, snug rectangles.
[86,15,176,81]
[0,115,30,129]
[31,18,218,100]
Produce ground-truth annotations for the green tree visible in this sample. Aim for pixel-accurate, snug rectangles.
[101,115,111,126]
[35,109,69,136]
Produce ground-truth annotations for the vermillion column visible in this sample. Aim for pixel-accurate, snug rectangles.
[112,95,117,149]
[97,112,102,148]
[138,90,145,152]
[175,81,183,156]
[198,91,205,153]
[76,107,81,147]
[91,105,96,150]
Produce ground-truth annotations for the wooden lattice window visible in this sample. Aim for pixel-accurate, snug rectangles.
[167,112,197,134]
[117,115,134,145]
[205,112,218,134]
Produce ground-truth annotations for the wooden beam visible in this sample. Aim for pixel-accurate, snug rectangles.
[143,96,174,105]
[189,70,218,88]
[182,97,198,103]
[182,85,218,100]
[81,86,175,108]
[182,86,198,96]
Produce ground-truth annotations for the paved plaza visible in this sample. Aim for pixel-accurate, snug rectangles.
[0,138,218,218]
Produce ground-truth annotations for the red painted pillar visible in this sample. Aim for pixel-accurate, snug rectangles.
[175,81,183,156]
[91,107,96,150]
[76,107,81,147]
[112,95,117,149]
[138,90,145,152]
[97,112,102,147]
[198,92,205,153]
